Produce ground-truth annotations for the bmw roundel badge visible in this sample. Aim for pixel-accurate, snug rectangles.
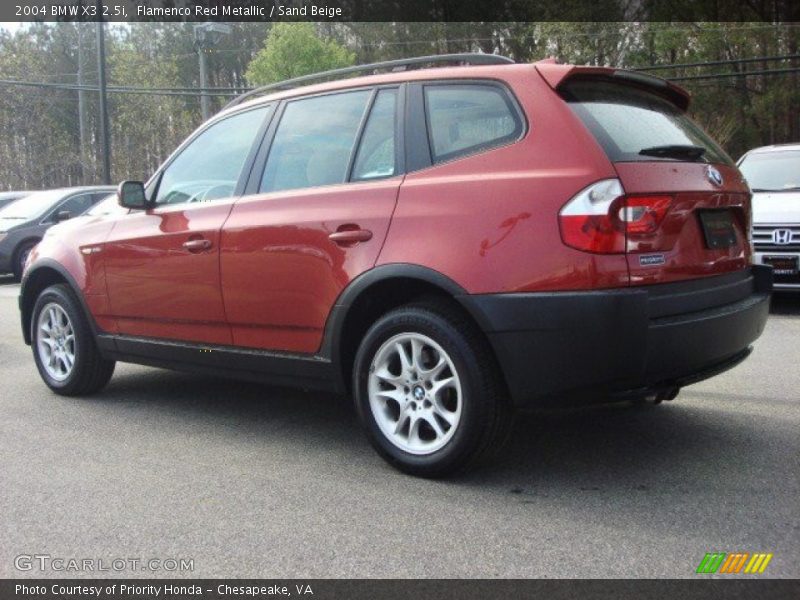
[706,165,723,187]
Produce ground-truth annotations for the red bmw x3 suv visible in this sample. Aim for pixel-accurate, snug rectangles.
[20,55,771,476]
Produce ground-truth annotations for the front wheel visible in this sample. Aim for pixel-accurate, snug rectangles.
[31,284,115,396]
[353,301,511,478]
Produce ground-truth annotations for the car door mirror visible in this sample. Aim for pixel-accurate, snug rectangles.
[55,210,72,222]
[117,181,148,209]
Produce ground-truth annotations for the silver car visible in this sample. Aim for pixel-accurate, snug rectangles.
[739,143,800,292]
[0,191,34,211]
[0,186,114,280]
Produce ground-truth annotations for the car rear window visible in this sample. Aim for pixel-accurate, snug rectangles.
[562,79,733,166]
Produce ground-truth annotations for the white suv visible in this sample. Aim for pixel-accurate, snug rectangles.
[739,143,800,291]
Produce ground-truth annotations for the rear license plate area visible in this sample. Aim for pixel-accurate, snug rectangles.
[763,255,799,275]
[699,210,738,249]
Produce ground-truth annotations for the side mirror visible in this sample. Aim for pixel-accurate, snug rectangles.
[55,210,72,222]
[117,180,148,209]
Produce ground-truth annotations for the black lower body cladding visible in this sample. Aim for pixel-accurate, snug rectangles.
[458,266,772,407]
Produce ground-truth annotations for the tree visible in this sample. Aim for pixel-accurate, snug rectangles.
[1,22,798,190]
[245,23,355,86]
[108,34,194,181]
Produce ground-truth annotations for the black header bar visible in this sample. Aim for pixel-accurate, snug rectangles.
[2,0,799,23]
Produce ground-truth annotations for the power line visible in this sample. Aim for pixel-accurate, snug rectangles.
[2,62,800,99]
[0,79,239,97]
[668,67,800,82]
[11,54,797,87]
[637,54,800,71]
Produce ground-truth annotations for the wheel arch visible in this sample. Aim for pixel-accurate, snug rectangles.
[320,264,494,395]
[19,260,97,345]
[14,235,42,254]
[11,236,42,272]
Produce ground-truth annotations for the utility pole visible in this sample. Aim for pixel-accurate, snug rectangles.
[77,22,89,182]
[194,23,231,121]
[198,42,210,120]
[96,2,111,185]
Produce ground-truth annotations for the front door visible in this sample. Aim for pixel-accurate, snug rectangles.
[221,88,402,353]
[103,106,272,345]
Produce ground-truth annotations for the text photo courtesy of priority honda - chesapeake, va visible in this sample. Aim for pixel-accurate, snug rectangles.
[0,1,798,599]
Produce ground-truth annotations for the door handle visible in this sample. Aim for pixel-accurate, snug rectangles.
[328,228,373,245]
[182,238,212,252]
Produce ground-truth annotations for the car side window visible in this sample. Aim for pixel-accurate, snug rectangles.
[48,192,95,221]
[352,89,398,181]
[424,84,523,163]
[91,192,110,204]
[155,106,270,206]
[260,90,371,193]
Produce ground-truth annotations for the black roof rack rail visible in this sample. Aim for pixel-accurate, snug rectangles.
[222,53,514,111]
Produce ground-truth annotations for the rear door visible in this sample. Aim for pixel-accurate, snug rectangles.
[103,106,272,345]
[561,77,751,285]
[221,87,402,353]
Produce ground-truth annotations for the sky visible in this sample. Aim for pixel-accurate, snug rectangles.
[0,22,24,33]
[0,21,129,34]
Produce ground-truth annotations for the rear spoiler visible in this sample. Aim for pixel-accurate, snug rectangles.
[534,61,691,111]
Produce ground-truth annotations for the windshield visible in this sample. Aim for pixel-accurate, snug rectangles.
[86,194,128,216]
[0,189,65,220]
[562,79,733,165]
[738,150,800,192]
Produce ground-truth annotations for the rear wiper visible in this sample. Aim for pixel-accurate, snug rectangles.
[639,144,706,161]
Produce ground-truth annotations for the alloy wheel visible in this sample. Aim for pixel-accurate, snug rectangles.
[367,332,463,455]
[36,303,76,382]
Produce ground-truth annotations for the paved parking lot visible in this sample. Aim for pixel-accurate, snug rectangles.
[0,276,798,578]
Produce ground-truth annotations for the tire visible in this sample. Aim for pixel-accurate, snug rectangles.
[353,300,512,478]
[31,284,115,396]
[12,241,37,282]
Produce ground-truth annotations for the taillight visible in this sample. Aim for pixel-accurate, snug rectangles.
[620,195,672,235]
[559,179,673,254]
[559,179,626,253]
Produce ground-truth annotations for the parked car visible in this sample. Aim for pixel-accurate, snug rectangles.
[0,186,114,280]
[0,191,34,210]
[83,193,131,218]
[19,56,771,477]
[738,143,800,291]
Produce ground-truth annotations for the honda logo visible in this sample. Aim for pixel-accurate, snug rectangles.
[772,229,793,245]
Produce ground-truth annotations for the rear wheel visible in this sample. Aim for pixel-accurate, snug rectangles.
[31,284,115,396]
[353,301,511,477]
[12,241,36,282]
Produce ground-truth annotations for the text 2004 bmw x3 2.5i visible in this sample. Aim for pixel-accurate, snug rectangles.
[20,55,771,477]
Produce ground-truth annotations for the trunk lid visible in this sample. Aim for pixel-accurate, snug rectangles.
[614,162,750,285]
[555,72,751,286]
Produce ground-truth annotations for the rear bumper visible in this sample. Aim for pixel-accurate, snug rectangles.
[458,266,772,407]
[754,251,800,291]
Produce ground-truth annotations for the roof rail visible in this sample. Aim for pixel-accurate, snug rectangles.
[222,53,515,111]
